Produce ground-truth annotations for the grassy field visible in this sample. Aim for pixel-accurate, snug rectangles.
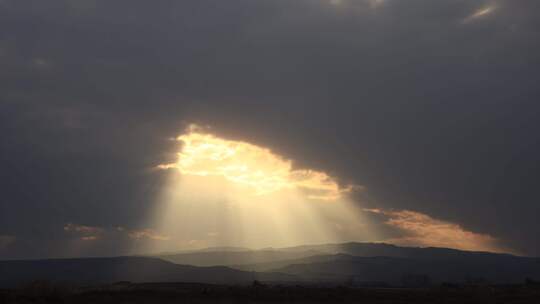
[1,281,540,303]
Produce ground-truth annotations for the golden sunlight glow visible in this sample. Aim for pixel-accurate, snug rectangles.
[471,6,495,18]
[364,209,506,253]
[134,125,511,254]
[134,125,376,253]
[462,5,497,23]
[159,126,351,201]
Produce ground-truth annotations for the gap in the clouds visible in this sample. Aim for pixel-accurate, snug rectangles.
[136,126,375,254]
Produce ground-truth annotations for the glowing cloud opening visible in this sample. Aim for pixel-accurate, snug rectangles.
[158,126,353,201]
[139,125,375,253]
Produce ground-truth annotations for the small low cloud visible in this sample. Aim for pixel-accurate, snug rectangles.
[32,58,53,69]
[64,223,104,235]
[65,223,170,242]
[0,235,16,249]
[365,209,505,253]
[329,0,384,9]
[462,4,498,24]
[80,236,99,241]
[127,229,170,241]
[64,223,105,241]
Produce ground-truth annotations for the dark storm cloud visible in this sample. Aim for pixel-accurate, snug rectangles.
[1,0,540,257]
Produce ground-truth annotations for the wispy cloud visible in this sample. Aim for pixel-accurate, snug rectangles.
[462,4,498,24]
[365,208,505,253]
[127,229,170,241]
[329,0,385,8]
[65,223,170,242]
[64,223,104,235]
[64,223,105,241]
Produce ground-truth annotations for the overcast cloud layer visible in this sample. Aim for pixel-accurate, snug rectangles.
[1,0,540,258]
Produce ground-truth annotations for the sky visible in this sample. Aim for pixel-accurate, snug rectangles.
[1,0,540,259]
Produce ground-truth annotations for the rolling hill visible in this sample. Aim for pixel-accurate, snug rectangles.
[0,256,294,288]
[157,242,540,285]
[269,253,540,285]
[157,242,516,268]
[2,243,539,288]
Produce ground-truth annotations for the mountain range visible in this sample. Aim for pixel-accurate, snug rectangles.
[1,242,539,287]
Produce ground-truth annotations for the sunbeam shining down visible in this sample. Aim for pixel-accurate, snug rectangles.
[3,1,540,297]
[142,125,373,253]
[133,125,505,255]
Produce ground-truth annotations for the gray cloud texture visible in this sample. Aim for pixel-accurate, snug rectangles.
[1,0,540,258]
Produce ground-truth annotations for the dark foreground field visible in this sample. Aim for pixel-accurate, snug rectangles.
[1,282,540,304]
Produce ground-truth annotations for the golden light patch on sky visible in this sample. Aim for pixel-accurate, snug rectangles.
[462,5,497,23]
[365,209,504,253]
[159,127,352,201]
